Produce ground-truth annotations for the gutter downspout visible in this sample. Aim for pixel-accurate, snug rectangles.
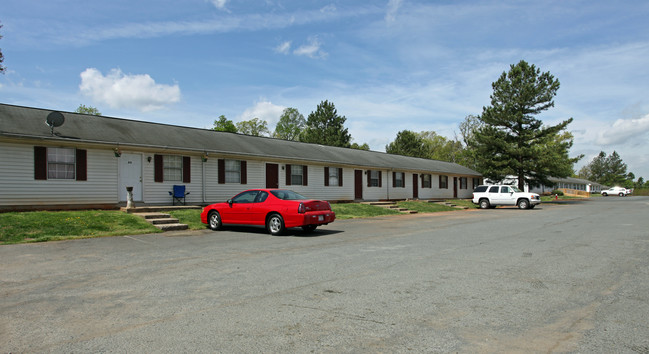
[202,158,206,204]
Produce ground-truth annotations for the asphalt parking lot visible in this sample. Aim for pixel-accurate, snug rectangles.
[2,197,649,353]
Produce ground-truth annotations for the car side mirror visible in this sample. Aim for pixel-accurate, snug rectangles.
[227,199,233,207]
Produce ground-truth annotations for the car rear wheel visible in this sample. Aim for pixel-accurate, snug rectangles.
[479,199,490,209]
[619,193,624,197]
[602,193,608,196]
[208,211,222,231]
[517,199,530,209]
[266,213,285,235]
[302,225,317,233]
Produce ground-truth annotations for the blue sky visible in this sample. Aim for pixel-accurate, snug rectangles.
[2,0,649,180]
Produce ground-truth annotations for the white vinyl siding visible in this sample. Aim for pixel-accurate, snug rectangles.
[0,143,117,207]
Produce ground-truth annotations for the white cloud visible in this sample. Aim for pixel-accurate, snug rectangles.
[238,99,286,126]
[79,68,181,112]
[209,0,228,10]
[385,0,403,23]
[294,37,327,59]
[275,41,291,54]
[595,114,649,145]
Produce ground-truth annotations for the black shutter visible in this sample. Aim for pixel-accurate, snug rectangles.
[367,170,371,187]
[241,161,247,184]
[76,149,87,181]
[324,167,329,186]
[154,154,163,182]
[183,156,191,183]
[303,165,308,186]
[285,164,292,186]
[34,146,47,180]
[338,168,343,187]
[218,159,225,184]
[378,171,382,187]
[393,172,396,188]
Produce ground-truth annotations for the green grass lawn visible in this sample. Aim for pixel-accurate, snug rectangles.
[396,201,457,213]
[0,210,160,244]
[168,209,206,230]
[1,200,476,244]
[330,203,401,219]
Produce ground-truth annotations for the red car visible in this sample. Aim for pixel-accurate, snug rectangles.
[200,189,336,235]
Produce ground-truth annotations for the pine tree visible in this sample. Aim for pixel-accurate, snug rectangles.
[470,60,581,190]
[301,100,351,148]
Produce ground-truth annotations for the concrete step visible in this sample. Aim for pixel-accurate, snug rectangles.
[362,201,417,214]
[127,211,189,232]
[149,218,180,225]
[361,201,397,207]
[156,223,189,231]
[135,212,171,220]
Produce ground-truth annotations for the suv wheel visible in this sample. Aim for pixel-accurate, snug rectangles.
[479,199,490,209]
[517,199,530,209]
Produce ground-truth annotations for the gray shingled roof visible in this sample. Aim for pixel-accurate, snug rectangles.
[0,103,481,176]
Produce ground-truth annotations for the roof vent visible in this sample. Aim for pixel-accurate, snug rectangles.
[46,111,65,135]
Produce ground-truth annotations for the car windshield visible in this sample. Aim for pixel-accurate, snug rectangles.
[271,190,308,200]
[511,186,522,193]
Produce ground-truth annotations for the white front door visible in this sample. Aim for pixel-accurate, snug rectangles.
[119,153,143,202]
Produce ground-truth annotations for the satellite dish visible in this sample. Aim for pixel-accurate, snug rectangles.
[46,111,65,128]
[46,111,65,136]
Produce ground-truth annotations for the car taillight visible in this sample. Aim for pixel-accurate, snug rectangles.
[298,203,305,214]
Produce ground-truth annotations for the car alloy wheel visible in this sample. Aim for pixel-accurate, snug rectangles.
[518,199,529,209]
[208,211,221,230]
[267,213,285,235]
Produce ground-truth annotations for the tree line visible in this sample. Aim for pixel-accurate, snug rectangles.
[578,151,646,190]
[212,100,370,150]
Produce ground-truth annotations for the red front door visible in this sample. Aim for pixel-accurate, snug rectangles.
[354,170,363,200]
[266,163,279,189]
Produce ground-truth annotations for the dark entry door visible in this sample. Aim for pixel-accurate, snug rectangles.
[266,163,279,189]
[412,173,419,199]
[354,170,363,200]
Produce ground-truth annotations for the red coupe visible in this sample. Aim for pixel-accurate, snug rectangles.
[200,189,336,235]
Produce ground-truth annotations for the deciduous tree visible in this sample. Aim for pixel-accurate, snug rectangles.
[273,108,305,141]
[75,104,101,116]
[351,142,370,150]
[212,115,237,133]
[386,130,426,158]
[236,117,269,137]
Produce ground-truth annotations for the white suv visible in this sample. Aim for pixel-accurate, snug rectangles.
[601,186,630,197]
[472,185,541,209]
